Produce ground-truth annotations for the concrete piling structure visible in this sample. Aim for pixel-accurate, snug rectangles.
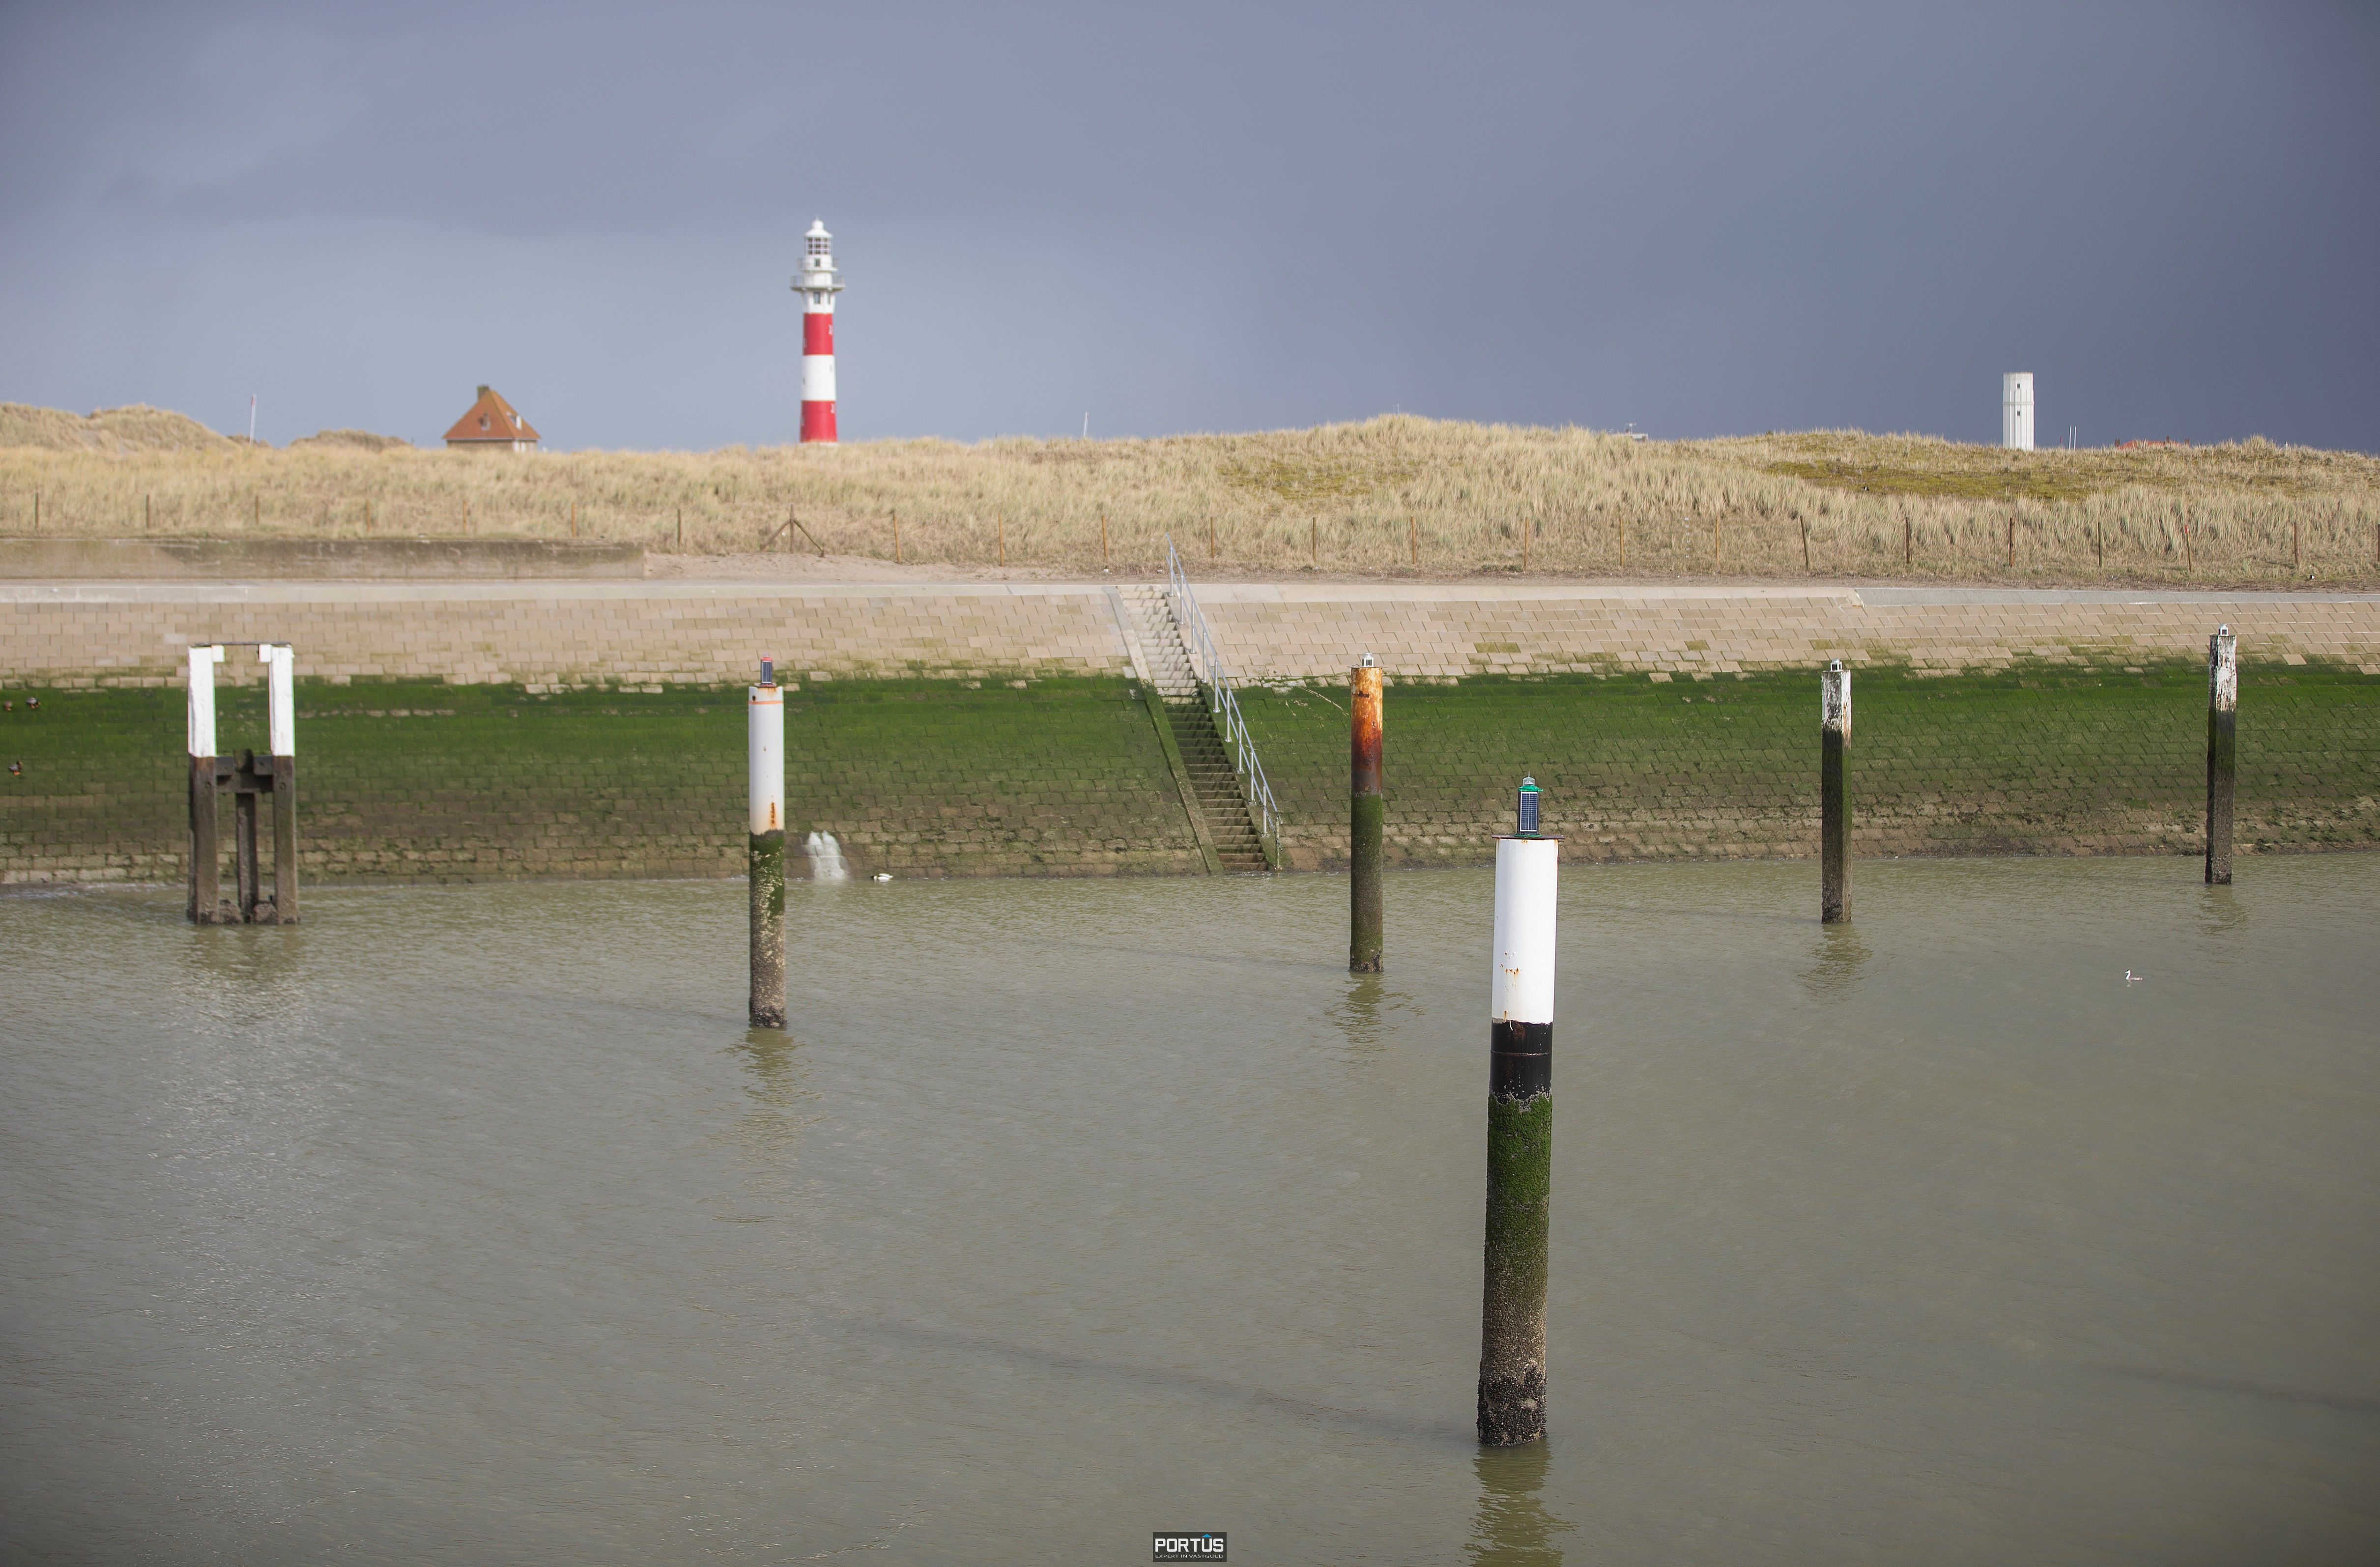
[187,642,301,924]
[2206,626,2237,885]
[185,645,226,923]
[1349,655,1384,973]
[1480,778,1556,1447]
[749,659,788,1028]
[1821,660,1852,923]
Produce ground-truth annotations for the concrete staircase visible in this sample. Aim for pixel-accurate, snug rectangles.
[1118,584,1270,873]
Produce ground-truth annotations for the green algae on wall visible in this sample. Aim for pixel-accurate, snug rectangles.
[5,665,2376,886]
[0,676,1203,884]
[1233,665,2380,868]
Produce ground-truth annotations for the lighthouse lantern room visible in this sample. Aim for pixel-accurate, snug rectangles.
[795,220,844,443]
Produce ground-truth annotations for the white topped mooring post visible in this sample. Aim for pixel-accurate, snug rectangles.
[1821,661,1852,922]
[2003,372,2035,451]
[261,644,299,923]
[749,660,788,1028]
[1480,778,1558,1446]
[186,645,226,923]
[2206,626,2237,885]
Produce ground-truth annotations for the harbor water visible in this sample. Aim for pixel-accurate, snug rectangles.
[4,856,2377,1563]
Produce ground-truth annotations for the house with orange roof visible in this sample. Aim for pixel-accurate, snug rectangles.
[443,385,540,452]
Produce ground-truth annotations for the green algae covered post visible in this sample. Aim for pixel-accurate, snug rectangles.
[749,660,787,1029]
[1821,660,1852,923]
[1349,656,1384,973]
[2206,627,2237,886]
[1480,778,1556,1446]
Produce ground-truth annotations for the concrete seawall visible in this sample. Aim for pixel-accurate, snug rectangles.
[5,579,2376,885]
[6,579,2379,688]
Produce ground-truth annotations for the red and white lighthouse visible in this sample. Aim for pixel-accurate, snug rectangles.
[795,219,843,443]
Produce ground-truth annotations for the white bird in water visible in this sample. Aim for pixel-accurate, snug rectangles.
[2125,970,2144,984]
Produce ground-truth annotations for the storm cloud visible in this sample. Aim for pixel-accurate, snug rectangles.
[1,1,2373,451]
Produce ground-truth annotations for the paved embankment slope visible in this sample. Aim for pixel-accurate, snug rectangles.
[3,580,2376,883]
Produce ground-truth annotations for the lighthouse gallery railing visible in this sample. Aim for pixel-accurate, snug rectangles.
[1163,536,1281,867]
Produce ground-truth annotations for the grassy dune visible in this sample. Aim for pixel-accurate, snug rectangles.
[4,404,2377,583]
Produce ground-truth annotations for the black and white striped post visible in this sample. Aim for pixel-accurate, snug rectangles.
[261,643,299,923]
[185,644,226,924]
[749,660,788,1028]
[1479,777,1557,1446]
[2206,626,2237,885]
[1821,660,1851,922]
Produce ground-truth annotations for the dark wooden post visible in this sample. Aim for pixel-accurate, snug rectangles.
[1480,779,1556,1446]
[189,757,219,922]
[1349,656,1384,972]
[1821,661,1851,923]
[234,752,262,920]
[2206,626,2237,885]
[271,755,299,920]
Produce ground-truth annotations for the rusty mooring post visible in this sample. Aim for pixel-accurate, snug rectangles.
[2206,626,2237,885]
[186,645,226,924]
[1350,655,1384,973]
[749,659,788,1028]
[1821,661,1851,922]
[1480,777,1556,1447]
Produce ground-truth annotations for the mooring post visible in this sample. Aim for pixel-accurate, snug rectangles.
[1821,660,1852,922]
[1349,654,1385,973]
[749,659,788,1028]
[2206,625,2237,885]
[234,751,262,919]
[263,643,298,923]
[185,645,226,924]
[1480,777,1556,1447]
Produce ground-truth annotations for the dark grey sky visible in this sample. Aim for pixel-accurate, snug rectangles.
[3,2,2375,452]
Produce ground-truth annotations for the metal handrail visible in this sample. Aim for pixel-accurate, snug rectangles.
[1164,535,1281,865]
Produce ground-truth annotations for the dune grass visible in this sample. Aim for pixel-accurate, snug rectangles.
[4,405,2376,584]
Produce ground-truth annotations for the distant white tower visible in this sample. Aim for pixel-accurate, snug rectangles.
[794,220,844,443]
[2003,372,2035,451]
